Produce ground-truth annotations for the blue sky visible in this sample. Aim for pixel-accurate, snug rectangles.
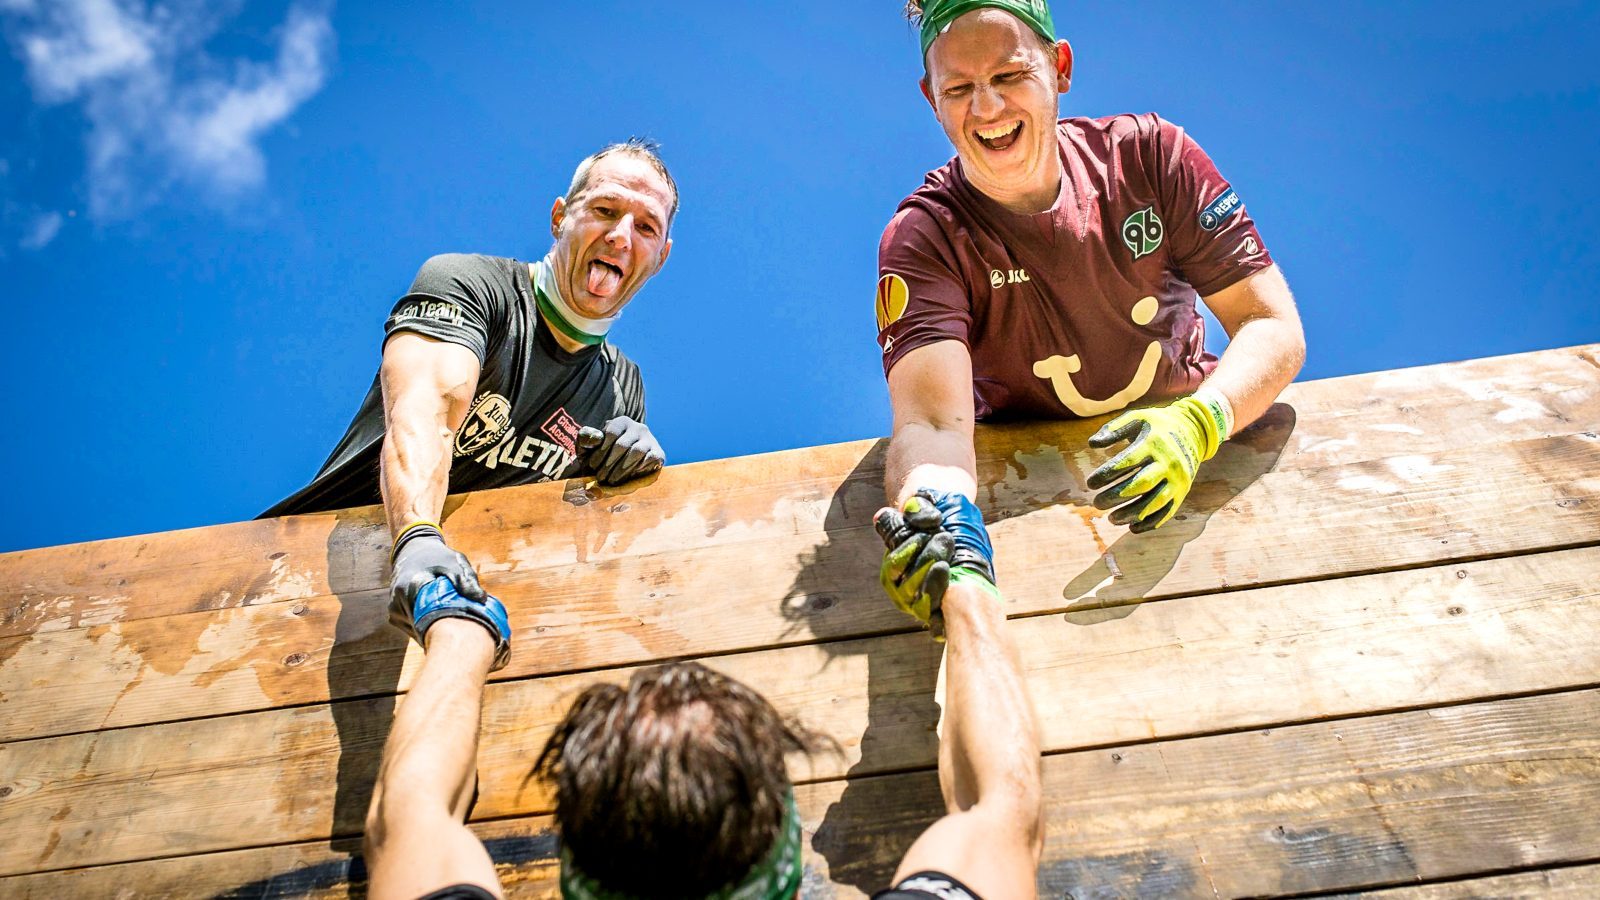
[2,1,1597,552]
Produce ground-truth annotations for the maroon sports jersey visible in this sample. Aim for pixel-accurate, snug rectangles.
[876,113,1273,420]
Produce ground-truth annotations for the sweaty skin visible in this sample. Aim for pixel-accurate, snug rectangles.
[1032,296,1161,416]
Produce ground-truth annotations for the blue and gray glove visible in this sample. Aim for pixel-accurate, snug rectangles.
[389,523,511,670]
[874,488,996,640]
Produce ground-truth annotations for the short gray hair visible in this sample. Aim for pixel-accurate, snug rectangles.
[564,137,680,228]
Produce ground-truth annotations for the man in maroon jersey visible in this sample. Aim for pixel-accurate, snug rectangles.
[874,0,1306,631]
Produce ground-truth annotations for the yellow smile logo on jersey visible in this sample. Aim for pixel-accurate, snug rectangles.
[876,273,909,331]
[1032,296,1163,417]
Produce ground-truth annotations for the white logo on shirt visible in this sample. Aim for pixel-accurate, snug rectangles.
[990,268,1030,288]
[1240,236,1260,255]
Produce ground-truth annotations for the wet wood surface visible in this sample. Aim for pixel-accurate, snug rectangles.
[1,344,1597,896]
[4,690,1597,898]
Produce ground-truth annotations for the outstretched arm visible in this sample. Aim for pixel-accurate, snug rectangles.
[379,332,481,537]
[890,576,1043,898]
[364,619,503,900]
[885,340,979,506]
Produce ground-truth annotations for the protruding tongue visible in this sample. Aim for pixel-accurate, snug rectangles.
[587,260,621,297]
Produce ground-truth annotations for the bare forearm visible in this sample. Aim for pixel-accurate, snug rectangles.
[371,620,494,824]
[939,581,1041,817]
[1201,266,1305,434]
[1205,313,1304,433]
[887,421,978,507]
[380,412,454,537]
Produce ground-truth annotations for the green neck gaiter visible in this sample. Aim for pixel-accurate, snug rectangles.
[558,790,804,900]
[919,0,1056,57]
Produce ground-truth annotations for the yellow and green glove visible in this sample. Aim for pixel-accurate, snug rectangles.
[874,489,996,639]
[1087,387,1234,533]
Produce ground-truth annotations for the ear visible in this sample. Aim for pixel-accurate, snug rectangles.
[1055,39,1074,93]
[919,76,937,115]
[656,237,673,272]
[550,196,567,239]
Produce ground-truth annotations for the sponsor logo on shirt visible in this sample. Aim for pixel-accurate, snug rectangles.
[541,407,580,456]
[875,273,909,331]
[1121,206,1164,260]
[469,425,576,480]
[1240,235,1260,256]
[454,392,513,458]
[990,267,1030,288]
[1200,186,1242,231]
[394,298,465,326]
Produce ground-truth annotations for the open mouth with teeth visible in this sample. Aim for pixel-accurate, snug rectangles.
[586,258,625,297]
[975,121,1023,152]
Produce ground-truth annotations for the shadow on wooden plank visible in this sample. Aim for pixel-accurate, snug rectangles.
[776,441,941,894]
[327,512,409,841]
[1059,402,1294,624]
[779,410,1293,893]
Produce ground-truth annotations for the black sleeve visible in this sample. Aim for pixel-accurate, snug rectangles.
[383,254,512,364]
[606,347,647,423]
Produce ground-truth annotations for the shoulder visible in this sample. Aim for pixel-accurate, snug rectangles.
[1062,112,1180,153]
[599,342,642,381]
[881,160,970,258]
[411,253,521,290]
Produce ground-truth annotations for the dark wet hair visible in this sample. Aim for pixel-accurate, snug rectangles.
[564,136,680,228]
[534,662,824,897]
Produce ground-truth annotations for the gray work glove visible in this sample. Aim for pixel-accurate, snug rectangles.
[389,523,487,632]
[578,416,665,484]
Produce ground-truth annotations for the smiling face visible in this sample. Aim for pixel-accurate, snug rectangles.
[548,153,674,320]
[922,9,1071,213]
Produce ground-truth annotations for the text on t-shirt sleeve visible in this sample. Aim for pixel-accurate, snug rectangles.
[383,253,508,364]
[876,206,974,378]
[1148,116,1275,297]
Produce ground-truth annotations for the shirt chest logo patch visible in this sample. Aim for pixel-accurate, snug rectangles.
[454,392,512,458]
[989,268,1030,289]
[541,407,580,456]
[1121,206,1164,260]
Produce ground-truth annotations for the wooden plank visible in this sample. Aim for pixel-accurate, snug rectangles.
[1328,864,1600,898]
[5,546,1599,874]
[7,690,1598,898]
[3,345,1595,639]
[4,424,1597,742]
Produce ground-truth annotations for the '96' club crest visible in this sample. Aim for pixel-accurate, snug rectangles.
[1122,206,1164,261]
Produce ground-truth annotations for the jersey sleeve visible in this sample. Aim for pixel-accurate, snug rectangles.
[383,253,509,363]
[876,206,972,378]
[1148,116,1275,297]
[606,348,647,423]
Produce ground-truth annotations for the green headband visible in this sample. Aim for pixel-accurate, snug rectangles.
[559,790,804,900]
[919,0,1056,57]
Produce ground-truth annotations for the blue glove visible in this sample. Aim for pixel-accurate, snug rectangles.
[395,576,513,672]
[914,489,996,583]
[874,488,996,640]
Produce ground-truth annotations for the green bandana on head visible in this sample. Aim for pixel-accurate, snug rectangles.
[558,790,804,900]
[918,0,1056,58]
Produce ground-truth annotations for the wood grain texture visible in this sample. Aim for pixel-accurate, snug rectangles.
[1328,864,1600,898]
[5,690,1596,898]
[2,344,1595,640]
[5,547,1598,875]
[3,420,1597,742]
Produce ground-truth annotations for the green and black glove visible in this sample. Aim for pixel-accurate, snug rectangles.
[1087,388,1233,533]
[874,489,996,639]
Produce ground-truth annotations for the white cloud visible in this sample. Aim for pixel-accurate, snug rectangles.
[19,209,62,249]
[1,0,334,219]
